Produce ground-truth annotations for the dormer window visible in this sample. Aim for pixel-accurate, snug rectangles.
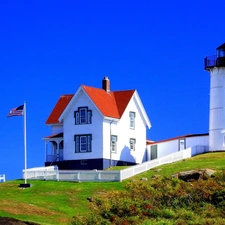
[129,112,135,129]
[74,107,92,125]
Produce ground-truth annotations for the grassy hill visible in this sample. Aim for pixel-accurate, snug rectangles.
[0,152,225,225]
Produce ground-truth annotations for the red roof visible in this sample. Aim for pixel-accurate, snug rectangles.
[46,86,135,124]
[146,133,209,145]
[46,94,73,124]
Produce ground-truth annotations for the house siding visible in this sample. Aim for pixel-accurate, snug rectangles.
[63,89,104,161]
[51,124,63,134]
[147,135,209,160]
[102,94,147,165]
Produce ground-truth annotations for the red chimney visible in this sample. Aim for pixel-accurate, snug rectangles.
[102,76,110,93]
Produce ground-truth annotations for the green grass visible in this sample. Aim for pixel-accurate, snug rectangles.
[0,152,225,224]
[132,152,225,180]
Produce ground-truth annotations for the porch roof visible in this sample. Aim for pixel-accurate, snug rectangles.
[43,132,63,140]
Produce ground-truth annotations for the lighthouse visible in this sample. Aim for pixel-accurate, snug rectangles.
[205,42,225,151]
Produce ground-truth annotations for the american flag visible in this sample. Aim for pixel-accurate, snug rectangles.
[7,105,24,117]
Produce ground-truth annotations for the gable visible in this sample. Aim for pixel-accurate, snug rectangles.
[46,84,150,128]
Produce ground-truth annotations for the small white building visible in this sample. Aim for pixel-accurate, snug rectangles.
[43,77,151,170]
[146,133,209,160]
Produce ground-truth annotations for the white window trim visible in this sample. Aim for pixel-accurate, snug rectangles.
[74,134,92,153]
[130,138,136,151]
[111,135,117,153]
[129,111,135,129]
[74,107,92,125]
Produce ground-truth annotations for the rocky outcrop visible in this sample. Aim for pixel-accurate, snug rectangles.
[172,169,216,182]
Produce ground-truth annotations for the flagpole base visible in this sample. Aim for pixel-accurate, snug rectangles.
[18,183,32,188]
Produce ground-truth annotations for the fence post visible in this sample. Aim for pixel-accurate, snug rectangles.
[98,172,101,182]
[77,172,80,182]
[0,174,5,182]
[56,170,59,181]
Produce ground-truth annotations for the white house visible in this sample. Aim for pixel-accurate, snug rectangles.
[43,77,151,170]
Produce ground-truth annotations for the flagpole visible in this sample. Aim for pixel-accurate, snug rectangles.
[24,101,27,184]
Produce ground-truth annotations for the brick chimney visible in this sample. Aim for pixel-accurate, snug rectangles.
[102,76,110,93]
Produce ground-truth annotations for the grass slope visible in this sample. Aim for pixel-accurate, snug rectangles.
[0,152,224,225]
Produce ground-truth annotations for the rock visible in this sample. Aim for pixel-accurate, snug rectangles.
[154,169,162,172]
[141,177,148,181]
[171,174,178,179]
[201,169,216,177]
[176,169,216,182]
[87,197,94,202]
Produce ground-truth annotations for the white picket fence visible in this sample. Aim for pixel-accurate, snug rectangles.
[0,174,5,182]
[23,146,205,182]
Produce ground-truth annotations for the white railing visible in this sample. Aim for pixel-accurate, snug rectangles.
[23,146,205,182]
[23,167,121,182]
[120,147,192,180]
[191,145,207,156]
[23,166,59,180]
[0,174,5,182]
[58,170,121,182]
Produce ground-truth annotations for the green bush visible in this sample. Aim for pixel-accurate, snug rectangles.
[71,173,225,225]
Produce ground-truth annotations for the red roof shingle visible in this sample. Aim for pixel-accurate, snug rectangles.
[83,85,135,119]
[46,94,73,124]
[45,86,135,125]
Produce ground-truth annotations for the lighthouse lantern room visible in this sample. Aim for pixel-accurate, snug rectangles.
[205,43,225,151]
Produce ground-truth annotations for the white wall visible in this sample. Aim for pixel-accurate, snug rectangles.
[147,135,209,160]
[209,67,225,151]
[186,136,209,150]
[61,88,148,165]
[51,125,63,134]
[102,93,148,164]
[63,89,103,160]
[148,140,178,160]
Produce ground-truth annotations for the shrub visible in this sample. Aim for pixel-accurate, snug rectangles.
[71,172,225,225]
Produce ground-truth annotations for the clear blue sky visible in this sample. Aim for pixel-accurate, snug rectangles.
[1,0,225,181]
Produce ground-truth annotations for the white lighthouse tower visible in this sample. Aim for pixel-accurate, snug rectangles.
[205,43,225,151]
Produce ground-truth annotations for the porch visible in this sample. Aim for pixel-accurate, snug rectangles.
[43,133,64,163]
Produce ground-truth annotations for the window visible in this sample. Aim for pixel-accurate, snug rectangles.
[111,135,117,153]
[74,107,92,125]
[74,134,92,153]
[130,138,136,151]
[129,112,135,129]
